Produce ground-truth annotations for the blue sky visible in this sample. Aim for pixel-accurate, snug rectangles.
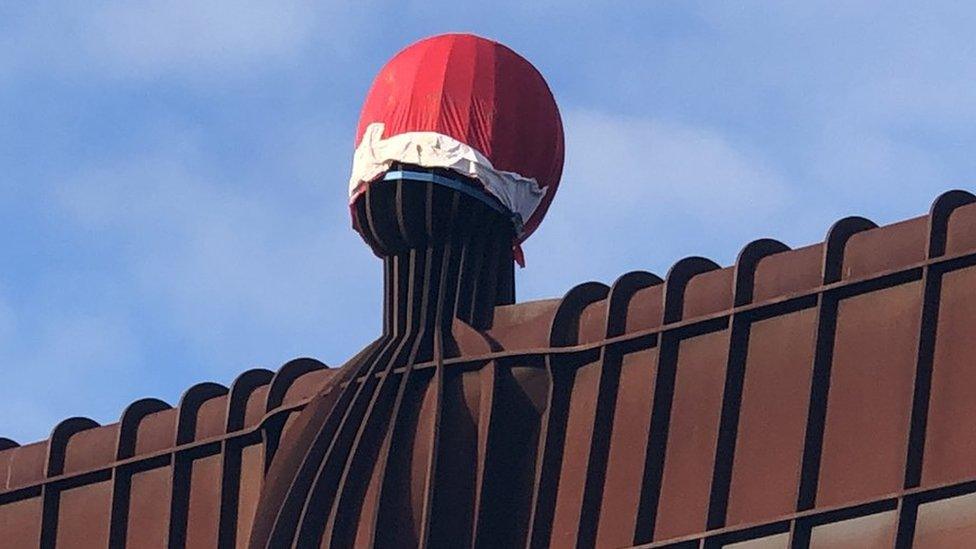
[3,2,975,443]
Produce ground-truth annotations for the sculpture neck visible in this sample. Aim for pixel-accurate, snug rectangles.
[357,174,515,336]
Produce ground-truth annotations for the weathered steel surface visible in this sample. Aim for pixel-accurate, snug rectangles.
[922,266,976,486]
[4,182,976,547]
[818,282,922,508]
[0,358,333,548]
[725,307,817,527]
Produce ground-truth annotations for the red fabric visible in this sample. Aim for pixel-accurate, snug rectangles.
[355,33,564,244]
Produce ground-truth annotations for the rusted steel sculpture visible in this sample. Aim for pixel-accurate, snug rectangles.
[7,189,976,547]
[248,172,521,548]
[7,33,976,549]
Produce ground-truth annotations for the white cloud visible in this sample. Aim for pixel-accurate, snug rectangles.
[0,1,366,83]
[518,108,792,297]
[82,0,318,78]
[0,115,380,442]
[55,125,380,374]
[563,109,788,218]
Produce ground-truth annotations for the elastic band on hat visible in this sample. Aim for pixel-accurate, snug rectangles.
[382,169,524,236]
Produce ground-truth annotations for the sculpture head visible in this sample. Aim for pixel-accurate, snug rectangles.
[348,33,564,265]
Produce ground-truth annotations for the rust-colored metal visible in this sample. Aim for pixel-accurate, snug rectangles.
[0,358,333,548]
[4,180,976,547]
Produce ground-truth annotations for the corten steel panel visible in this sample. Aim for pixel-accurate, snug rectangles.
[727,308,817,526]
[368,371,438,548]
[913,491,976,545]
[56,479,112,547]
[807,510,898,548]
[527,281,609,549]
[425,368,481,547]
[469,365,497,545]
[549,358,601,547]
[841,218,927,280]
[236,444,265,548]
[185,454,223,547]
[578,300,609,345]
[277,413,302,447]
[490,300,561,349]
[244,386,270,429]
[8,441,47,488]
[127,467,173,549]
[922,266,976,486]
[751,244,822,303]
[682,267,734,319]
[817,281,923,508]
[624,285,664,333]
[595,347,658,549]
[195,395,230,440]
[63,424,118,474]
[654,328,731,541]
[0,496,41,546]
[466,364,498,546]
[725,533,790,548]
[409,372,439,544]
[945,201,976,255]
[134,409,177,456]
[353,446,385,549]
[0,448,14,490]
[474,364,547,548]
[280,369,335,407]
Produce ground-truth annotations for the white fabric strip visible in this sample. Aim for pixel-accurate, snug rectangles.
[349,122,546,228]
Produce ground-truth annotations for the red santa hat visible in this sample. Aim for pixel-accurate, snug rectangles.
[349,33,564,265]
